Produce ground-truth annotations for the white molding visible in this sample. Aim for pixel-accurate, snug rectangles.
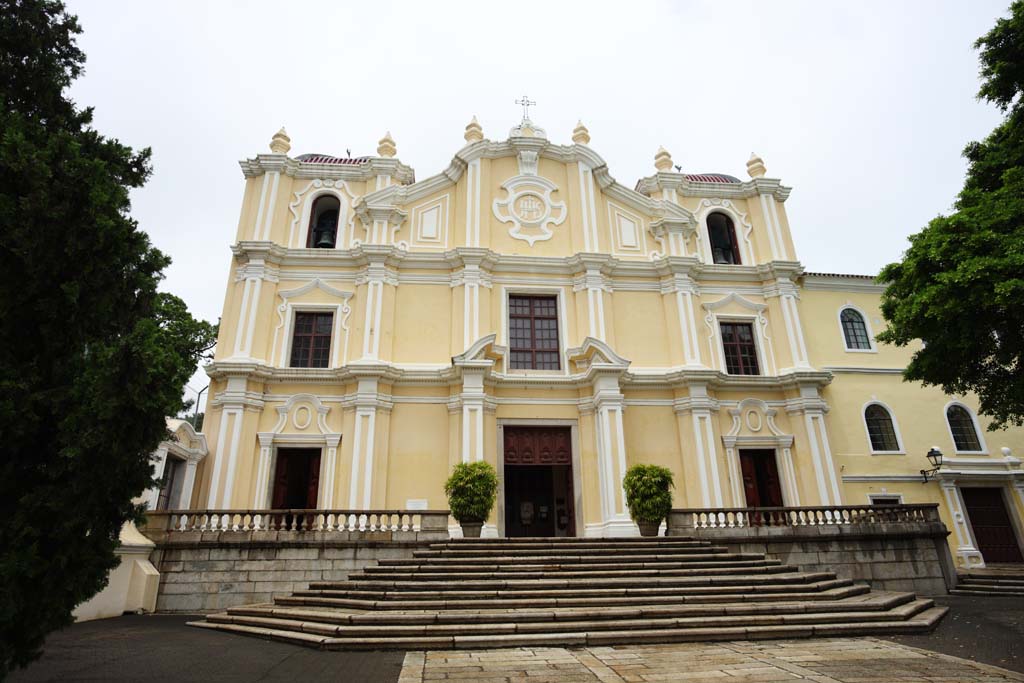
[692,199,755,266]
[943,400,989,455]
[841,474,923,482]
[286,179,358,249]
[410,195,450,249]
[493,175,567,246]
[272,279,354,368]
[500,285,570,376]
[822,366,904,375]
[606,201,649,257]
[861,400,906,455]
[838,304,877,353]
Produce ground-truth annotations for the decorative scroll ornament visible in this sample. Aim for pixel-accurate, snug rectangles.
[492,175,567,246]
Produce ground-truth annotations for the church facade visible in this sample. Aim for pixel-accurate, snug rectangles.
[193,113,1024,568]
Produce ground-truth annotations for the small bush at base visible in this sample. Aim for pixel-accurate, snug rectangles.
[622,464,675,525]
[444,461,498,522]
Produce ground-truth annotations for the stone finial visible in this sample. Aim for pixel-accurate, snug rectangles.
[377,131,397,158]
[572,120,590,145]
[747,152,767,178]
[464,116,484,143]
[654,146,673,172]
[269,127,291,154]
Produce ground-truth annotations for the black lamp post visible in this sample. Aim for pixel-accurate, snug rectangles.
[920,446,943,483]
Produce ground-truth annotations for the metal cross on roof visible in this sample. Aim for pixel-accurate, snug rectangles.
[515,95,536,121]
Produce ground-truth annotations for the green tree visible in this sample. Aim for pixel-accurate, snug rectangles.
[0,0,217,673]
[878,1,1024,430]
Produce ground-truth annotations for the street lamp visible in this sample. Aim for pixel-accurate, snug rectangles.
[920,446,943,483]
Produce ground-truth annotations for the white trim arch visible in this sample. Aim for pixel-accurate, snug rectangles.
[287,180,358,249]
[861,400,905,455]
[837,304,876,353]
[691,199,754,266]
[943,400,988,454]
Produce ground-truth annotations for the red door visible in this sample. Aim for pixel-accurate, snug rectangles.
[271,448,322,509]
[739,449,784,508]
[503,427,574,537]
[962,487,1023,564]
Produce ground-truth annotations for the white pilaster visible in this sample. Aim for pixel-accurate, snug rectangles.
[940,480,985,568]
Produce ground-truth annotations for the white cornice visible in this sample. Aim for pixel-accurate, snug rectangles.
[802,274,886,293]
[635,173,792,203]
[240,154,416,184]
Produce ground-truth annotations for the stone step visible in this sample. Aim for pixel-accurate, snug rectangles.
[314,570,835,593]
[951,587,1024,597]
[274,578,863,611]
[227,591,917,625]
[412,546,730,559]
[205,597,933,639]
[348,562,793,582]
[188,604,947,650]
[959,576,1024,587]
[290,576,844,603]
[364,558,784,574]
[428,540,712,551]
[387,552,758,566]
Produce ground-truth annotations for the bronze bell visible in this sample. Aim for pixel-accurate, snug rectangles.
[314,210,338,248]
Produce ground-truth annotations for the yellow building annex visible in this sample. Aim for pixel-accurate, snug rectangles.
[186,112,1024,569]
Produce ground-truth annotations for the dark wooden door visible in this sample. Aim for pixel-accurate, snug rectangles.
[503,426,575,537]
[962,487,1023,564]
[271,448,322,509]
[739,449,784,508]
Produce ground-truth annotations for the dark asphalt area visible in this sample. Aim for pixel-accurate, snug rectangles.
[8,614,405,683]
[8,595,1024,681]
[886,594,1024,674]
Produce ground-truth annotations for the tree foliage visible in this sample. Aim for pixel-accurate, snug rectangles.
[443,462,498,522]
[0,0,217,673]
[622,464,675,524]
[878,1,1024,430]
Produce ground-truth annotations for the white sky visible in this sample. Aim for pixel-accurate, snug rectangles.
[65,0,1008,402]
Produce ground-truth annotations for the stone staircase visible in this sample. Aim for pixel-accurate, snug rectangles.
[952,567,1024,597]
[189,537,947,649]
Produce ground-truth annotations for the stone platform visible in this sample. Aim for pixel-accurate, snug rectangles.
[188,537,946,649]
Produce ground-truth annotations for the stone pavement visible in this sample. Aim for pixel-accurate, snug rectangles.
[399,638,1024,683]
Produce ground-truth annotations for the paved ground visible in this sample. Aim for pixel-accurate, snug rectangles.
[10,596,1024,682]
[401,639,1024,683]
[8,614,405,683]
[887,595,1024,673]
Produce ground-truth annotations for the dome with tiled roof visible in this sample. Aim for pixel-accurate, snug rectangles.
[684,173,741,184]
[296,153,371,165]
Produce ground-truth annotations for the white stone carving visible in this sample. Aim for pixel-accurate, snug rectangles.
[492,175,567,246]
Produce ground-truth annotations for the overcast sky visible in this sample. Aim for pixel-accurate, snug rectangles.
[65,0,1009,402]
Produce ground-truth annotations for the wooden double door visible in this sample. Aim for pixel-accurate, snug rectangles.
[962,487,1023,564]
[739,449,784,508]
[271,448,321,509]
[503,426,575,537]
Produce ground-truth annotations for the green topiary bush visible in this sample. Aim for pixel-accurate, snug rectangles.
[444,461,499,522]
[622,464,675,524]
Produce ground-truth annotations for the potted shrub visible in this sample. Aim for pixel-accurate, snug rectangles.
[622,464,675,537]
[443,461,498,538]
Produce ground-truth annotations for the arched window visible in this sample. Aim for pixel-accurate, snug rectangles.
[947,404,982,452]
[306,195,341,248]
[840,308,872,350]
[707,212,741,265]
[864,404,900,452]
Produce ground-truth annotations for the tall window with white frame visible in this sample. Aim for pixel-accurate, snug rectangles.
[720,322,760,375]
[865,404,900,452]
[707,212,742,265]
[840,308,872,350]
[947,404,983,452]
[290,311,333,368]
[509,295,560,370]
